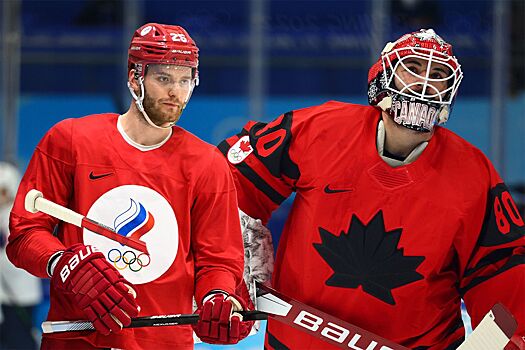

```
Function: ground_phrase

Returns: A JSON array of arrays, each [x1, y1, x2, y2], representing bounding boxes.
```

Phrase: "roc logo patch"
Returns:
[[84, 185, 179, 285], [228, 135, 253, 164]]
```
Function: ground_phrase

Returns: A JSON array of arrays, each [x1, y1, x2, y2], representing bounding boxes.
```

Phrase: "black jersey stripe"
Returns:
[[217, 140, 231, 156], [266, 329, 290, 350], [235, 161, 287, 205], [460, 254, 524, 295], [218, 130, 287, 205], [217, 129, 249, 156], [463, 247, 515, 278], [443, 337, 465, 350], [413, 318, 463, 350]]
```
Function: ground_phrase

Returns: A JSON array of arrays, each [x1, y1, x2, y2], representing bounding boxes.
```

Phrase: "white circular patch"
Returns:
[[84, 185, 178, 285], [227, 135, 253, 164], [140, 26, 153, 36]]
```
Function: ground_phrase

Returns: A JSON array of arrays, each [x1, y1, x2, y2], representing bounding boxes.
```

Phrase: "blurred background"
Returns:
[[0, 0, 523, 349]]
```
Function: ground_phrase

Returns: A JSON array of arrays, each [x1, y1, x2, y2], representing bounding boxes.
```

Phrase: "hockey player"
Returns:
[[219, 29, 524, 349], [7, 23, 253, 349]]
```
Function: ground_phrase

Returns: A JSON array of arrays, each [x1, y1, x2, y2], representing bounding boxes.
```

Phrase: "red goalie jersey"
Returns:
[[219, 101, 525, 349]]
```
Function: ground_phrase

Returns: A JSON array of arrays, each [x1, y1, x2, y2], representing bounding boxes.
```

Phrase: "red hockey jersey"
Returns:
[[219, 101, 525, 349], [8, 113, 245, 349]]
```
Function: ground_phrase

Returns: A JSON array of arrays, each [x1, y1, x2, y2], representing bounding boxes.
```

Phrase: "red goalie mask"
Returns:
[[367, 29, 463, 132]]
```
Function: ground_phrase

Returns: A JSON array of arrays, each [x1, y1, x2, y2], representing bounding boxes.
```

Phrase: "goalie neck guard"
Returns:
[[367, 29, 463, 132]]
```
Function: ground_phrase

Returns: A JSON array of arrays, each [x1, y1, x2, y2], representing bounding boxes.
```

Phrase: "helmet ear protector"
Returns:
[[367, 29, 463, 132]]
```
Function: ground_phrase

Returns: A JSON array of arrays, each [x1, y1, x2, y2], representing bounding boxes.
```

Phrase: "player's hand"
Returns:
[[193, 292, 254, 344], [51, 243, 139, 335]]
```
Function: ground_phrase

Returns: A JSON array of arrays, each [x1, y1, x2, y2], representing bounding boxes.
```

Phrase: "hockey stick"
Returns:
[[255, 282, 409, 350], [41, 282, 407, 349], [41, 282, 520, 350], [42, 311, 267, 334], [256, 286, 517, 349], [25, 189, 149, 254]]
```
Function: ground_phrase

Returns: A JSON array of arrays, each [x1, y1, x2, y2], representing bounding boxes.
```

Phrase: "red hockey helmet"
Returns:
[[126, 23, 200, 130], [368, 29, 463, 132], [128, 23, 199, 81]]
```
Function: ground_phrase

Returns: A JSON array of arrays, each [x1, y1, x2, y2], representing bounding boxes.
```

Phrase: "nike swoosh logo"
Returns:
[[89, 171, 113, 180], [324, 185, 353, 194]]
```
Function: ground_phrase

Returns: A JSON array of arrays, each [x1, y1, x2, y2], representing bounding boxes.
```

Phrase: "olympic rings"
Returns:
[[108, 249, 122, 262], [123, 250, 137, 265], [137, 253, 151, 267], [114, 258, 128, 271], [107, 248, 150, 272]]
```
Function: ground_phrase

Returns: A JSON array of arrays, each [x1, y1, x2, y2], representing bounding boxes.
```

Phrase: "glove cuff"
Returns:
[[202, 290, 228, 304], [47, 250, 65, 277], [226, 295, 244, 312]]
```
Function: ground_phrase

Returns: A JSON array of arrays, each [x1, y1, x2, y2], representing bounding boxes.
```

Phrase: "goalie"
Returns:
[[219, 29, 525, 349]]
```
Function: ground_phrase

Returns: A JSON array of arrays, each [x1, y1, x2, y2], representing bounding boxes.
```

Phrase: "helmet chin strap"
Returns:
[[127, 77, 188, 130]]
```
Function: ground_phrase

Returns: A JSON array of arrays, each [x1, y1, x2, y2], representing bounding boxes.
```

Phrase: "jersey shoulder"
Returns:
[[173, 126, 216, 155], [289, 101, 379, 145], [173, 126, 229, 171], [47, 113, 118, 138], [434, 127, 498, 190], [72, 113, 119, 134], [436, 127, 493, 171], [292, 101, 378, 125], [37, 113, 118, 164]]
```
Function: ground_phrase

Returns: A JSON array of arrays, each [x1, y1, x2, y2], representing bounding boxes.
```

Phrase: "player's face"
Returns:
[[393, 57, 451, 100], [142, 64, 194, 127]]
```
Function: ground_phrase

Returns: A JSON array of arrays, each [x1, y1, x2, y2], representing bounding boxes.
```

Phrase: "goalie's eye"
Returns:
[[406, 65, 420, 74], [430, 72, 446, 80]]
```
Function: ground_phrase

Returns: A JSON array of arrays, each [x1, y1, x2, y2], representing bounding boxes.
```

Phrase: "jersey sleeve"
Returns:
[[191, 148, 245, 304], [7, 119, 75, 278], [457, 157, 525, 337], [217, 111, 304, 223]]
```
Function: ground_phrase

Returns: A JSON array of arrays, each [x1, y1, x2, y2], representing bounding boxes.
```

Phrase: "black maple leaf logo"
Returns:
[[313, 211, 425, 305]]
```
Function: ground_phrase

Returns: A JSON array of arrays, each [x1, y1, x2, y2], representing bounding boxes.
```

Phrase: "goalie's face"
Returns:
[[391, 56, 453, 103], [141, 64, 195, 127]]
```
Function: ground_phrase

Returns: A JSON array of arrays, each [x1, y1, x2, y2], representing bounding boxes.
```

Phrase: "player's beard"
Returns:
[[142, 93, 183, 128]]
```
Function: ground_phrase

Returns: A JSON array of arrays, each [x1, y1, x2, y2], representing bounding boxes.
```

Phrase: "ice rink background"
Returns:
[[1, 1, 523, 348]]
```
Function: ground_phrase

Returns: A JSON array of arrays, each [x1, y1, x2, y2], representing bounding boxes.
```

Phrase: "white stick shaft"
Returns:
[[24, 189, 149, 254], [42, 320, 94, 333], [25, 189, 84, 227]]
